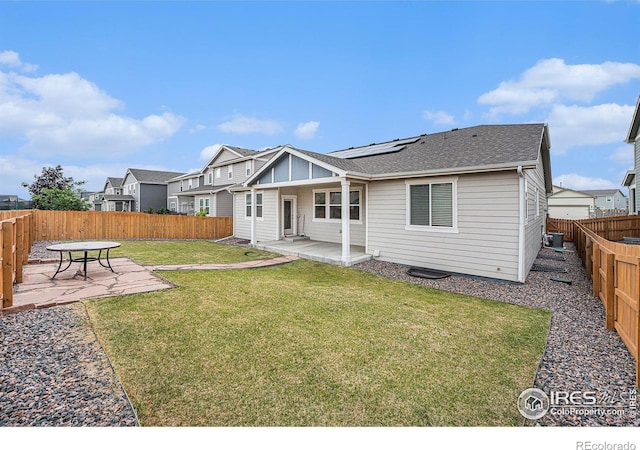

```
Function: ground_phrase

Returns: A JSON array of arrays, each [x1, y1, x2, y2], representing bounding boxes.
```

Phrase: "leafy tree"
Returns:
[[32, 187, 90, 211], [25, 165, 88, 210]]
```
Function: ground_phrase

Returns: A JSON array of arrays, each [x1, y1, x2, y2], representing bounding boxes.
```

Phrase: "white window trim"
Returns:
[[208, 171, 213, 185], [524, 179, 529, 224], [246, 161, 252, 177], [215, 167, 221, 178], [244, 191, 264, 221], [228, 165, 233, 180], [405, 177, 458, 233], [312, 187, 363, 224]]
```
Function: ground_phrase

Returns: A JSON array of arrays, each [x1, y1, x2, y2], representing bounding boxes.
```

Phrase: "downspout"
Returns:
[[517, 166, 526, 283]]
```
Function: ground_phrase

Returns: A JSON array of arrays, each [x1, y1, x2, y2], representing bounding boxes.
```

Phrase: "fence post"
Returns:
[[15, 217, 23, 284], [1, 221, 13, 308], [592, 242, 600, 298], [585, 237, 593, 281], [604, 252, 615, 331]]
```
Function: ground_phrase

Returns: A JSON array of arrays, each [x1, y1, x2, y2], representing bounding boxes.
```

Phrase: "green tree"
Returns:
[[33, 187, 90, 211], [25, 165, 88, 210]]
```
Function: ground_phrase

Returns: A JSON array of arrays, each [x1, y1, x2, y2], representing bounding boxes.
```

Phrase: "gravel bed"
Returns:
[[0, 303, 138, 426], [356, 244, 639, 426]]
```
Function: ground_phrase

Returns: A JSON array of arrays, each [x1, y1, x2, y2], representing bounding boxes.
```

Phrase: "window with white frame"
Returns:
[[406, 180, 456, 230], [208, 171, 213, 185], [246, 161, 252, 177], [313, 188, 361, 221], [199, 198, 210, 215], [245, 192, 263, 218], [536, 188, 540, 217], [170, 201, 177, 212], [215, 167, 221, 178], [179, 181, 184, 192], [228, 165, 233, 180]]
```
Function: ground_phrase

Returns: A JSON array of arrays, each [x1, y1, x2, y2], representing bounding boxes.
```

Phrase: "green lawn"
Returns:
[[85, 247, 550, 426], [109, 240, 277, 265]]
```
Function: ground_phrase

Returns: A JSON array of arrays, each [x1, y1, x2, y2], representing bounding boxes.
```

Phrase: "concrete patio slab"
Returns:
[[4, 258, 175, 315], [2, 255, 302, 315], [253, 240, 372, 266]]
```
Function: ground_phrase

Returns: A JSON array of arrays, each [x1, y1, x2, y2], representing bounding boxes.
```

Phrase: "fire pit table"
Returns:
[[46, 241, 121, 281]]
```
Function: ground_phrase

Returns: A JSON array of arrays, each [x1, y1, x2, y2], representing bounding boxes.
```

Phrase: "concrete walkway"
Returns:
[[3, 255, 299, 315]]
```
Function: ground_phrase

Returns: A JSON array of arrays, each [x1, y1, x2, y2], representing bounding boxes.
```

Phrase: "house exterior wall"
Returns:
[[635, 137, 640, 214], [233, 185, 366, 246], [593, 192, 628, 210], [367, 172, 521, 282], [523, 161, 548, 276], [548, 188, 594, 219], [216, 190, 233, 217], [139, 184, 168, 212]]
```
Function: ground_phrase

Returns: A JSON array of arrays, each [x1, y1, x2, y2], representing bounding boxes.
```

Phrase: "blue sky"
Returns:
[[1, 1, 639, 197]]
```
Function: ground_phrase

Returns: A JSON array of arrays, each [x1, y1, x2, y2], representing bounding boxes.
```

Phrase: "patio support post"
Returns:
[[341, 179, 350, 264], [250, 188, 257, 245]]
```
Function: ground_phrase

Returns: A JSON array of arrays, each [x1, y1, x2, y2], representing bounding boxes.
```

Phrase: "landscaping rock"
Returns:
[[0, 304, 137, 426]]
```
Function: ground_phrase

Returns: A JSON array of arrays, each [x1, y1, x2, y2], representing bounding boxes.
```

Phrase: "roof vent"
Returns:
[[472, 134, 478, 138], [451, 128, 459, 132]]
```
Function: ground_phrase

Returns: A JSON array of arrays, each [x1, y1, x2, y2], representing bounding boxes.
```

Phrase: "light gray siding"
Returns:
[[216, 190, 233, 217], [523, 159, 547, 277], [367, 172, 521, 281], [233, 190, 278, 241]]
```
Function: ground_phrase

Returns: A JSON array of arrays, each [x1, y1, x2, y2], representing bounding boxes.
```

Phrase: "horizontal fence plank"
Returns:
[[20, 210, 233, 241]]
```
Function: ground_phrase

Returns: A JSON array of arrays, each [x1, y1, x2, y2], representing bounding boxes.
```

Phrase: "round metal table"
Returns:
[[46, 241, 121, 280]]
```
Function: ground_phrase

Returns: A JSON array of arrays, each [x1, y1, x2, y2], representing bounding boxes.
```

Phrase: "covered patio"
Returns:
[[254, 239, 372, 266]]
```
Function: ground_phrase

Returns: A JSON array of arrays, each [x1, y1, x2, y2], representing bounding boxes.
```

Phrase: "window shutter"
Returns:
[[410, 184, 430, 226], [431, 183, 453, 227]]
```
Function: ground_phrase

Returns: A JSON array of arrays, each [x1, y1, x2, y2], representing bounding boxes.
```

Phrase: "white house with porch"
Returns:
[[233, 124, 552, 283]]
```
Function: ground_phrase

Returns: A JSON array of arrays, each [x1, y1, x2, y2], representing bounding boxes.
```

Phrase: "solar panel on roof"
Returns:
[[329, 137, 419, 159]]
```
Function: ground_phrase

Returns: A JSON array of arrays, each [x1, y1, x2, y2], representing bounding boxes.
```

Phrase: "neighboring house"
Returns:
[[547, 186, 595, 220], [88, 191, 104, 211], [120, 169, 185, 212], [96, 177, 135, 212], [624, 96, 640, 215], [0, 194, 20, 210], [580, 189, 628, 214], [233, 123, 552, 283], [167, 145, 278, 216], [622, 170, 636, 215]]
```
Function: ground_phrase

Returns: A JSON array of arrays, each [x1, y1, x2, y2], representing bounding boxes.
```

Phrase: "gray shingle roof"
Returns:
[[107, 177, 123, 188], [128, 169, 186, 184], [175, 184, 235, 195], [327, 124, 547, 175], [103, 194, 135, 201], [580, 189, 624, 197], [225, 146, 257, 157]]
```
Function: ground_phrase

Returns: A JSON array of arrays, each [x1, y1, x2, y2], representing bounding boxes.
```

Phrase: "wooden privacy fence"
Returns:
[[0, 213, 33, 308], [547, 215, 640, 244], [574, 222, 640, 387], [2, 210, 233, 241]]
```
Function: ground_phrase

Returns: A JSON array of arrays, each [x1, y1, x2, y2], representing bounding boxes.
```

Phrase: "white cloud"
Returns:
[[0, 50, 38, 72], [554, 173, 618, 191], [0, 52, 185, 157], [479, 58, 640, 115], [200, 144, 222, 161], [422, 110, 455, 125], [294, 121, 320, 140], [546, 103, 634, 155], [609, 145, 634, 166], [217, 114, 283, 135], [189, 124, 206, 134]]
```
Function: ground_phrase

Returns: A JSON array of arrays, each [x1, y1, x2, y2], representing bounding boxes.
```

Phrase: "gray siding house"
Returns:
[[624, 96, 640, 215], [120, 169, 185, 212], [233, 124, 552, 283], [167, 145, 278, 217], [580, 189, 628, 213]]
